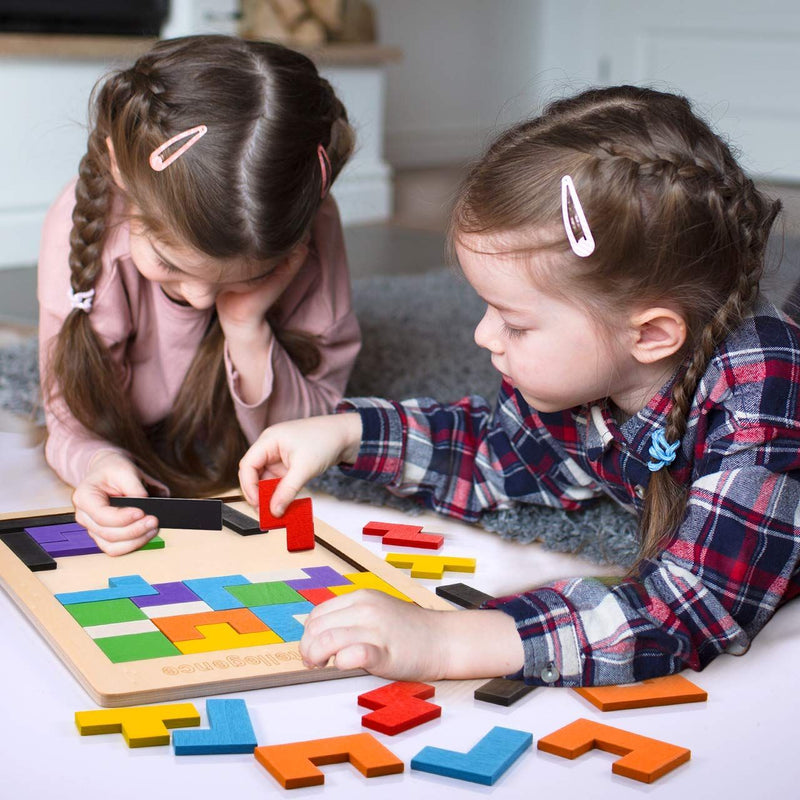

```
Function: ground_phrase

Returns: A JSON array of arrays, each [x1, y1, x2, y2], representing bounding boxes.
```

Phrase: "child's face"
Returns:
[[128, 219, 294, 310], [457, 234, 634, 413]]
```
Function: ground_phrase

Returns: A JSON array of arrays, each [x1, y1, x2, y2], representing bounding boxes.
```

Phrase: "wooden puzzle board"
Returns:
[[0, 502, 453, 707]]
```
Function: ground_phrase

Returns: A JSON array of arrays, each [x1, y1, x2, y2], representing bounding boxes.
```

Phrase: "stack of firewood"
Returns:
[[240, 0, 376, 48]]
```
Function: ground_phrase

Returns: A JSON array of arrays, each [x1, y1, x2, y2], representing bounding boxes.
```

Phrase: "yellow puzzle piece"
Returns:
[[75, 703, 200, 747], [329, 572, 412, 601], [172, 622, 283, 654], [385, 553, 476, 580]]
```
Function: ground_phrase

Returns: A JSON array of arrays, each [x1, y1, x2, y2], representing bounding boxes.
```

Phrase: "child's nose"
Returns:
[[474, 308, 503, 353]]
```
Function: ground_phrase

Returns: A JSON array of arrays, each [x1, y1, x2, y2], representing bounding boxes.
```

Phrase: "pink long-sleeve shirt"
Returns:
[[38, 181, 361, 488]]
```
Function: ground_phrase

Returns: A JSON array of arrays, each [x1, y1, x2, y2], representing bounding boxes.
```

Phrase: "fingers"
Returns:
[[269, 471, 304, 517]]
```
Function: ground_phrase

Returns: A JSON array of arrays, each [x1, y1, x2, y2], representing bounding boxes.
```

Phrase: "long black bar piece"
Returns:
[[109, 497, 222, 530], [221, 504, 263, 535], [435, 582, 494, 609], [0, 531, 58, 572]]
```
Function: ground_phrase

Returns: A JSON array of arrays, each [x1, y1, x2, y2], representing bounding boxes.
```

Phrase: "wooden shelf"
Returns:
[[0, 33, 401, 66]]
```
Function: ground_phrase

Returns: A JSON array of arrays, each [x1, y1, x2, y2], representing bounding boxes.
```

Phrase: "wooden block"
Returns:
[[411, 726, 532, 786], [94, 631, 182, 663], [296, 587, 336, 605], [225, 581, 304, 607], [329, 571, 412, 601], [130, 581, 201, 609], [573, 675, 708, 711], [385, 553, 476, 580], [359, 681, 441, 735], [173, 698, 258, 755], [182, 574, 250, 610], [0, 530, 57, 571], [75, 703, 200, 747], [435, 582, 493, 609], [285, 566, 352, 590], [258, 479, 315, 551], [109, 496, 222, 530], [222, 504, 263, 535], [56, 576, 157, 607], [474, 678, 536, 707], [537, 717, 691, 783], [84, 619, 160, 640], [26, 522, 100, 556], [173, 623, 282, 654], [363, 521, 444, 550], [0, 512, 75, 534], [140, 600, 214, 619], [151, 608, 271, 642], [64, 598, 148, 627], [250, 601, 314, 641], [254, 732, 404, 789]]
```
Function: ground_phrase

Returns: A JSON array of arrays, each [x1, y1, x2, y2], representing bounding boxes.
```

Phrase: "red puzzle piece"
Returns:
[[358, 681, 441, 735], [296, 587, 337, 605], [363, 521, 444, 550], [258, 479, 315, 551]]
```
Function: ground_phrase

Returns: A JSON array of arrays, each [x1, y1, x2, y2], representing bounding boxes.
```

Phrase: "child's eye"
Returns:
[[157, 258, 181, 274], [501, 323, 526, 339]]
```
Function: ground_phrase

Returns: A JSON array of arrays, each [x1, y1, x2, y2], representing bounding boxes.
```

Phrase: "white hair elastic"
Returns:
[[68, 287, 95, 313], [561, 174, 595, 257]]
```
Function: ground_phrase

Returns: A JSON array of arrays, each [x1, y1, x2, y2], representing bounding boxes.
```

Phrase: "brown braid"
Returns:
[[451, 85, 781, 566]]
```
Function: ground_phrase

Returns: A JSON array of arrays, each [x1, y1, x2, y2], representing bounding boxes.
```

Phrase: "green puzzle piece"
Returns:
[[140, 535, 165, 550], [225, 581, 303, 607], [94, 631, 181, 663], [64, 598, 147, 627]]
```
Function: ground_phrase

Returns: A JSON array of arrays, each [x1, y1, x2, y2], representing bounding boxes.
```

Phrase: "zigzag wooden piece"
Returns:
[[173, 698, 258, 755], [254, 732, 404, 788], [358, 681, 441, 735], [363, 521, 444, 550], [258, 479, 315, 551], [385, 553, 475, 579], [537, 717, 691, 783], [411, 726, 532, 786], [573, 674, 708, 711], [75, 703, 200, 747]]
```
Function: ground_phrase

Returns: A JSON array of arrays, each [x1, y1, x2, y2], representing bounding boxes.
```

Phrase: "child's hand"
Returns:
[[300, 591, 526, 682], [238, 413, 363, 514], [72, 451, 160, 557]]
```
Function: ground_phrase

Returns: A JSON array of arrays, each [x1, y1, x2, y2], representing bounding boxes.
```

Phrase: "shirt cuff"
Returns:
[[224, 336, 276, 409], [335, 397, 407, 485], [484, 589, 584, 687]]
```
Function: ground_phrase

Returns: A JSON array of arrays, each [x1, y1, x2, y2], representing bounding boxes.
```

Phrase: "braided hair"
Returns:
[[45, 35, 355, 495], [451, 85, 781, 563]]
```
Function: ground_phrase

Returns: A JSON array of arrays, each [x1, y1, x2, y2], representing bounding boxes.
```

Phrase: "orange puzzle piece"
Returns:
[[258, 479, 315, 551], [537, 717, 690, 783], [152, 608, 270, 642], [573, 674, 708, 711], [254, 732, 404, 788]]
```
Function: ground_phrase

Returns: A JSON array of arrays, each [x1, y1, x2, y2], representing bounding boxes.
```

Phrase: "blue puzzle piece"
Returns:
[[410, 726, 532, 786], [54, 575, 157, 605], [173, 699, 258, 755], [182, 575, 250, 611], [250, 600, 313, 642]]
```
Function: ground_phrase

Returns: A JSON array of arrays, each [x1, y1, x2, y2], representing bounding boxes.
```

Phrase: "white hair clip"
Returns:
[[561, 174, 595, 258], [68, 287, 95, 313]]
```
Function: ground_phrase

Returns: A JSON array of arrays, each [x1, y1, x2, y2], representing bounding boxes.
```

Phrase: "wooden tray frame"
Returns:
[[0, 502, 453, 707]]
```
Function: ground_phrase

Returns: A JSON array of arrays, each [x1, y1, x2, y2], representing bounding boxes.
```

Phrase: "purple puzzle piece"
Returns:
[[285, 566, 353, 591], [26, 523, 101, 557], [130, 581, 202, 608]]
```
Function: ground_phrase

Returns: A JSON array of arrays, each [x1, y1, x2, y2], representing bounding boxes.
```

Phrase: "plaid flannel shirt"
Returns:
[[340, 298, 800, 686]]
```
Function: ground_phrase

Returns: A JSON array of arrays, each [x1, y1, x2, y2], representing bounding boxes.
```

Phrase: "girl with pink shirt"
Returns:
[[38, 35, 361, 555]]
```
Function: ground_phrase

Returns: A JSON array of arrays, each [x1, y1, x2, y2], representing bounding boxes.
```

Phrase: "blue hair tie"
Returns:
[[647, 428, 680, 472]]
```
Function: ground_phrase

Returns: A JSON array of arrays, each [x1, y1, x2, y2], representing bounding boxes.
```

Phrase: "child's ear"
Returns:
[[105, 136, 126, 189], [629, 307, 687, 364]]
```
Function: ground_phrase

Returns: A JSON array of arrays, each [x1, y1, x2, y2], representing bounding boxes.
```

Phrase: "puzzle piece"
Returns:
[[225, 581, 305, 607], [435, 582, 494, 608], [109, 496, 222, 529], [329, 571, 412, 601], [221, 503, 262, 535], [258, 479, 315, 551], [385, 553, 476, 580], [254, 732, 404, 788], [363, 521, 444, 550], [55, 575, 157, 606], [130, 581, 201, 608], [411, 726, 532, 786], [358, 681, 441, 735], [537, 717, 691, 783], [573, 675, 708, 711], [75, 703, 200, 747], [26, 522, 101, 556], [182, 575, 250, 611], [173, 699, 258, 755], [84, 619, 160, 640], [151, 608, 272, 642], [474, 678, 536, 707], [295, 587, 337, 605], [94, 631, 182, 663], [250, 601, 313, 641], [0, 531, 57, 571], [285, 566, 352, 590]]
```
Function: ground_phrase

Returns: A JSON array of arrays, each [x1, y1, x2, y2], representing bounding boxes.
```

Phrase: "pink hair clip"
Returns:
[[149, 124, 208, 172], [317, 143, 331, 199], [561, 174, 595, 257]]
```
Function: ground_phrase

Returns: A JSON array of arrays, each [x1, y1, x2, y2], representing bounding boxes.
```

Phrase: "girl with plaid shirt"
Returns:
[[239, 86, 800, 687]]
